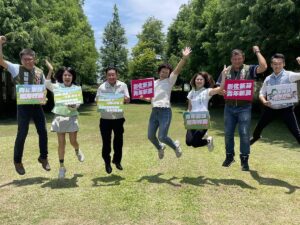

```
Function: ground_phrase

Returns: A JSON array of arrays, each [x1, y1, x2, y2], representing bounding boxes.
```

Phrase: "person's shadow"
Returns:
[[92, 174, 125, 187], [41, 174, 83, 189], [136, 173, 181, 187], [250, 170, 300, 194], [0, 177, 50, 188], [180, 176, 256, 190]]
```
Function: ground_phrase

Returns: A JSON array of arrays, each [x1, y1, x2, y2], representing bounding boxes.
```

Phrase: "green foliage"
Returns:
[[99, 4, 128, 81], [0, 0, 99, 84], [167, 0, 300, 81]]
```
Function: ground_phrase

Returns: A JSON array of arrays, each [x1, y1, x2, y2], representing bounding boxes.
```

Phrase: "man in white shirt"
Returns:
[[250, 54, 300, 145], [96, 67, 130, 174]]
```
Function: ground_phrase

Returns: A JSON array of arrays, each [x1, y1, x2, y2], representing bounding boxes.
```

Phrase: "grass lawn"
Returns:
[[0, 103, 299, 225]]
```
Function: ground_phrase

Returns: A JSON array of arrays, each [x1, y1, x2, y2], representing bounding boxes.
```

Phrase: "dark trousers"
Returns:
[[186, 129, 208, 147], [253, 106, 300, 144], [99, 118, 125, 164], [14, 105, 48, 163]]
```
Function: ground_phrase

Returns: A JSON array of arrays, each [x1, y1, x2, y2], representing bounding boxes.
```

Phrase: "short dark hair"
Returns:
[[190, 72, 215, 89], [157, 63, 173, 74], [105, 66, 118, 74], [231, 49, 245, 58], [19, 48, 36, 59], [54, 67, 77, 84], [271, 53, 285, 63]]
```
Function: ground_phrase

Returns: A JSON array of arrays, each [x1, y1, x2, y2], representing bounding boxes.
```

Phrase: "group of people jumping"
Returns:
[[1, 35, 300, 179]]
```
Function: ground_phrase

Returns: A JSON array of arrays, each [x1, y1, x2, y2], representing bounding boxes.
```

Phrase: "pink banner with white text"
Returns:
[[131, 78, 154, 99], [224, 80, 254, 101]]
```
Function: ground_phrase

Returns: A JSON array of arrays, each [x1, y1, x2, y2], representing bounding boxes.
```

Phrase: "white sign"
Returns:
[[266, 83, 298, 105]]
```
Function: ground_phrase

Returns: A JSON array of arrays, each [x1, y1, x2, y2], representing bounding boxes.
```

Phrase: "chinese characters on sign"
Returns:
[[97, 93, 124, 112], [224, 80, 254, 101], [131, 78, 154, 99], [183, 111, 210, 130], [16, 84, 46, 105], [53, 86, 83, 105], [267, 83, 298, 105]]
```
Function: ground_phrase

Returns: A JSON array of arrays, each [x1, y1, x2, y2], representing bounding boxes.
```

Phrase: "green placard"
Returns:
[[183, 111, 210, 130], [16, 84, 46, 105], [53, 86, 83, 105], [97, 93, 124, 112]]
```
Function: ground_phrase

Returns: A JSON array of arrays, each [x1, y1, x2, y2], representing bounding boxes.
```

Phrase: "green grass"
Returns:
[[0, 103, 299, 225]]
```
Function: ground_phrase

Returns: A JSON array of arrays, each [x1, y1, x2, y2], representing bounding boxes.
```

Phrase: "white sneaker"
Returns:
[[207, 136, 214, 152], [204, 131, 208, 139], [174, 140, 182, 158], [158, 144, 166, 159], [58, 167, 66, 179], [76, 149, 85, 162]]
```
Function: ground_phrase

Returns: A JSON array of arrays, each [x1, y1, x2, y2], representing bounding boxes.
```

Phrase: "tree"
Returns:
[[99, 4, 128, 81]]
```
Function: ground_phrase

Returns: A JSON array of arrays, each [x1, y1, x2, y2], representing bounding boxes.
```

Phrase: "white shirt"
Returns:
[[96, 80, 129, 119], [151, 72, 177, 108], [187, 88, 212, 112]]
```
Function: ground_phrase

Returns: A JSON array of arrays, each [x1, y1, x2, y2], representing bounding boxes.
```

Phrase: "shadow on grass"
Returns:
[[136, 173, 181, 187], [180, 176, 256, 190], [40, 174, 83, 189], [92, 174, 125, 186], [0, 177, 50, 188], [250, 170, 300, 194]]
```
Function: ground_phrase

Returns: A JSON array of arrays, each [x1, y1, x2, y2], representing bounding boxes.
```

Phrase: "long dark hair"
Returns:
[[190, 72, 215, 89], [54, 67, 77, 84]]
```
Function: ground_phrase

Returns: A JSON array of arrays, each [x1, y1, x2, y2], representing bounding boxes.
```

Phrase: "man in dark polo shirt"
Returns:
[[217, 46, 267, 171]]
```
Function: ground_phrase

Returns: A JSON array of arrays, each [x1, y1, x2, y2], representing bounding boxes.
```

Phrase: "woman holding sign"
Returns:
[[45, 61, 84, 179], [185, 71, 225, 151]]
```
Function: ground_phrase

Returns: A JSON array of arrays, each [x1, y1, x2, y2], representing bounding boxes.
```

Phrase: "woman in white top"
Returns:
[[186, 71, 226, 150], [141, 47, 192, 159], [45, 60, 84, 179]]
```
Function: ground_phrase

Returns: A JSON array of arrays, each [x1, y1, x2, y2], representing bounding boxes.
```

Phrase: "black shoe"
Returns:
[[115, 163, 123, 170], [14, 162, 25, 175], [105, 163, 112, 174], [222, 154, 235, 167], [250, 136, 261, 145], [240, 154, 250, 171], [38, 157, 51, 171]]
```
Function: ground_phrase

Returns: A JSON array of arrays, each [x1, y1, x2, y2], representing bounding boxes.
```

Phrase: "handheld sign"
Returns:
[[97, 93, 124, 112], [131, 78, 154, 99], [224, 80, 254, 101], [16, 84, 46, 105], [183, 111, 210, 130], [267, 83, 298, 105], [53, 86, 83, 105]]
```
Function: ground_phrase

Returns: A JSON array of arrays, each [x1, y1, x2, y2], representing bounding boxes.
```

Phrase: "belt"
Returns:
[[225, 99, 251, 107]]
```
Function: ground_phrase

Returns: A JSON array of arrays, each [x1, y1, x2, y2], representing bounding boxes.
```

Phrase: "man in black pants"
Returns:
[[251, 54, 300, 145], [0, 36, 51, 175], [96, 67, 130, 174]]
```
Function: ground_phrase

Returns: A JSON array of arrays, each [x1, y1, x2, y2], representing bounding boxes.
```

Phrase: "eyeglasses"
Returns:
[[22, 57, 34, 62]]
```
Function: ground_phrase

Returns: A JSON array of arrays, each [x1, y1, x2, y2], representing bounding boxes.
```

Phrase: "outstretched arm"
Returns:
[[253, 46, 267, 74], [0, 36, 8, 69], [172, 47, 192, 76], [209, 65, 228, 96]]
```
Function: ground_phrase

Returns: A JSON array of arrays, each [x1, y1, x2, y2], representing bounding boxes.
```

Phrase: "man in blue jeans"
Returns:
[[0, 36, 51, 175], [217, 46, 267, 171]]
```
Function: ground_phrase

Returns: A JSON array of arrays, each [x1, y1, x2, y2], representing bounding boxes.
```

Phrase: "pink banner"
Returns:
[[131, 78, 154, 99], [224, 80, 254, 101]]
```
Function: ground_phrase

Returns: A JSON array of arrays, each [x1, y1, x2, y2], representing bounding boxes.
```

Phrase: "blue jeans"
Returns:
[[224, 104, 251, 155], [14, 105, 48, 163], [148, 107, 177, 150]]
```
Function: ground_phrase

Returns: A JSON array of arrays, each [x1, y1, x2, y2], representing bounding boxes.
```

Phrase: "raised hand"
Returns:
[[182, 47, 192, 59], [296, 57, 300, 65], [252, 46, 260, 53], [0, 36, 6, 45]]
